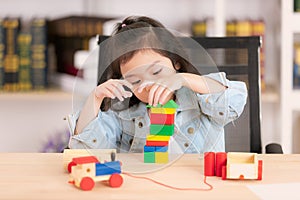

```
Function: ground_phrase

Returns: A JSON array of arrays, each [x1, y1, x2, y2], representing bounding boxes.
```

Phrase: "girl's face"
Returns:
[[120, 50, 177, 103]]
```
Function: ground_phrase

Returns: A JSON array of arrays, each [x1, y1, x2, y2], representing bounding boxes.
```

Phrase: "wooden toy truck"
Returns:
[[68, 156, 123, 191], [63, 149, 117, 173], [204, 152, 263, 180]]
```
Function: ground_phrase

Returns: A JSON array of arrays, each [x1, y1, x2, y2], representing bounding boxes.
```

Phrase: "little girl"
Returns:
[[68, 16, 247, 153]]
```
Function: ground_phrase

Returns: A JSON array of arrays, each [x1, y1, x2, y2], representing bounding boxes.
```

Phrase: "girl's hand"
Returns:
[[94, 79, 133, 101], [138, 73, 185, 106]]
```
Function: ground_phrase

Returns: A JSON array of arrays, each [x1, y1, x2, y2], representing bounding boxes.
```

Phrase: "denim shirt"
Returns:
[[68, 72, 247, 153]]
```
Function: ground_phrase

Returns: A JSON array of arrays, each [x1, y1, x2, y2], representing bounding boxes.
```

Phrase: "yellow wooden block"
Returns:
[[146, 135, 170, 141], [150, 108, 176, 114], [155, 152, 169, 163]]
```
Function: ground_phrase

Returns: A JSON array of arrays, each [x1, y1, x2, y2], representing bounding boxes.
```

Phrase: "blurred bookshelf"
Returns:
[[0, 15, 113, 94]]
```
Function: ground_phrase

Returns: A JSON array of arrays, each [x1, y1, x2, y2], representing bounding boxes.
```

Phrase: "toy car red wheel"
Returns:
[[80, 177, 95, 191], [109, 174, 123, 188], [257, 160, 263, 180], [67, 161, 76, 173]]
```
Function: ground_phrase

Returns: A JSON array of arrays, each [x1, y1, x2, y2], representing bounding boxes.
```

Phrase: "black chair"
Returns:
[[189, 36, 283, 153], [186, 36, 262, 153], [97, 35, 282, 154]]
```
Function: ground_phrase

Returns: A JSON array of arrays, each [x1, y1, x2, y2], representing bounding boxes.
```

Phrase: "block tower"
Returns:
[[144, 100, 178, 163]]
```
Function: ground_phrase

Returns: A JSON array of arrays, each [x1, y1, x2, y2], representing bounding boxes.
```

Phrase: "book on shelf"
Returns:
[[48, 15, 113, 76], [30, 18, 48, 90], [191, 18, 215, 37], [293, 43, 300, 89], [252, 19, 266, 91], [18, 32, 32, 91], [191, 20, 207, 37], [295, 0, 300, 12], [225, 19, 266, 91], [3, 17, 21, 92], [0, 18, 4, 90]]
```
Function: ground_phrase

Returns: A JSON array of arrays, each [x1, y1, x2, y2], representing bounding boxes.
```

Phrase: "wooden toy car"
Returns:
[[68, 156, 123, 191], [63, 149, 117, 173]]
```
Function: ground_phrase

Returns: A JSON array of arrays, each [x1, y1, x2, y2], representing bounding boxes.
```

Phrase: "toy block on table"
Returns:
[[144, 146, 156, 152], [144, 145, 168, 152], [146, 135, 170, 141], [150, 124, 174, 136], [144, 100, 178, 163], [144, 152, 155, 163], [155, 152, 169, 163], [150, 108, 176, 114], [203, 152, 263, 180], [149, 100, 178, 114], [155, 146, 168, 152], [150, 113, 174, 125], [146, 140, 169, 147]]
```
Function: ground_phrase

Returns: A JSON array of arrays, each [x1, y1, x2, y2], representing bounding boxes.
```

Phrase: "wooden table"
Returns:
[[0, 153, 300, 200]]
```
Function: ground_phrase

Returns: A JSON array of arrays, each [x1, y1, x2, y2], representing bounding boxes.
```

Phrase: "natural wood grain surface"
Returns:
[[0, 153, 299, 200]]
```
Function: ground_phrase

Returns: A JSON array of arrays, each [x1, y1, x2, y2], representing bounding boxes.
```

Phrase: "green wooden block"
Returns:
[[144, 152, 155, 163], [150, 124, 174, 136]]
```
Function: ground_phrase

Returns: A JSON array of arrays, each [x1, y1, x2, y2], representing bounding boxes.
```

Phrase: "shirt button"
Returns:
[[138, 122, 143, 128], [92, 139, 97, 143], [184, 142, 189, 147], [219, 112, 224, 116], [187, 127, 194, 134]]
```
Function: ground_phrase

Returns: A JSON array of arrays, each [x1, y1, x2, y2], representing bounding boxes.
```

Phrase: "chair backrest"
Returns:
[[189, 36, 262, 153], [97, 35, 262, 153]]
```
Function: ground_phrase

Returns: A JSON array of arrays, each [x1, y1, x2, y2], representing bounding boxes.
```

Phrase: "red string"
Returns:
[[122, 172, 213, 191]]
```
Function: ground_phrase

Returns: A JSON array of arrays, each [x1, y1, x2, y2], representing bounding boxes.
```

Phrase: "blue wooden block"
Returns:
[[155, 146, 168, 152], [95, 161, 121, 176], [144, 146, 156, 152]]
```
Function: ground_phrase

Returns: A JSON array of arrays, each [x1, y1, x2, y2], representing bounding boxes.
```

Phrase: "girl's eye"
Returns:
[[153, 68, 162, 75], [131, 80, 141, 85]]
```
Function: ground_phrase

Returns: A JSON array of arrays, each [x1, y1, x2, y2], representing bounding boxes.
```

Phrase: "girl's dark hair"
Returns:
[[99, 16, 199, 111]]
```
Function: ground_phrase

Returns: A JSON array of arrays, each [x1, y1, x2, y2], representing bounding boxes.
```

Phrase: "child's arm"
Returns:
[[180, 73, 227, 94], [75, 79, 132, 135]]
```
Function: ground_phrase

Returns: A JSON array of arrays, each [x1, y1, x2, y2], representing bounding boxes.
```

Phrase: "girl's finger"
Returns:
[[153, 85, 167, 106], [112, 81, 133, 98], [137, 81, 154, 93], [120, 80, 134, 91], [148, 83, 160, 106], [106, 84, 124, 101], [159, 89, 173, 105], [100, 89, 115, 99]]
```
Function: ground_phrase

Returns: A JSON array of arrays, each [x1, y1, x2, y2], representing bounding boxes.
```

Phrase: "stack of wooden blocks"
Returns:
[[144, 100, 178, 164]]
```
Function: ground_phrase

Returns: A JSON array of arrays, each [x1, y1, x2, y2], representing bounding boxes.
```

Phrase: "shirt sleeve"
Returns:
[[196, 72, 248, 126], [68, 109, 122, 149]]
